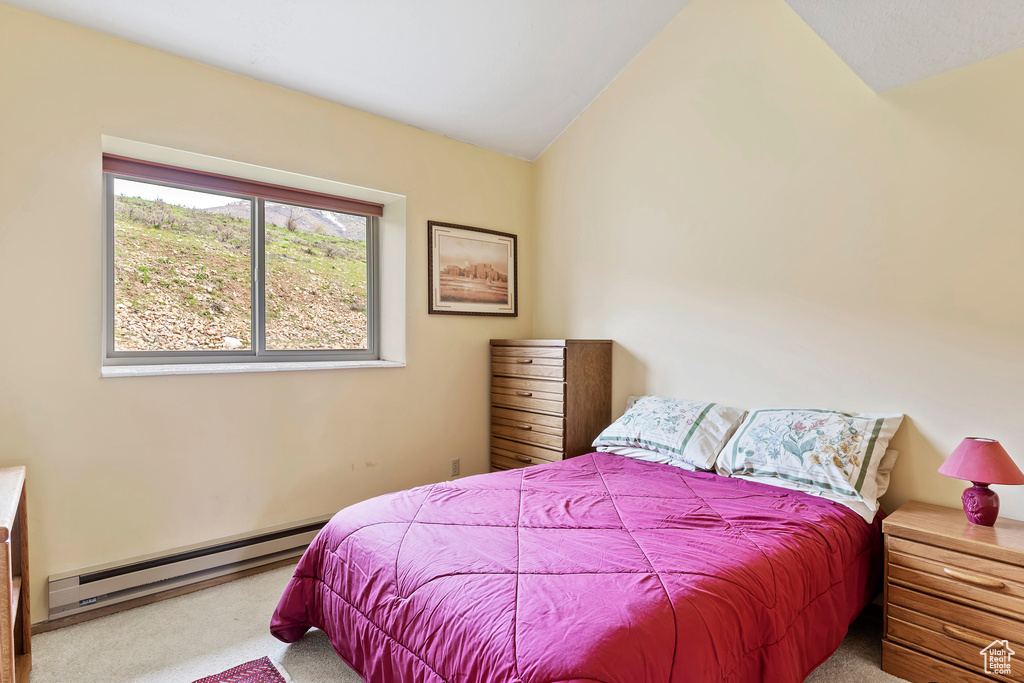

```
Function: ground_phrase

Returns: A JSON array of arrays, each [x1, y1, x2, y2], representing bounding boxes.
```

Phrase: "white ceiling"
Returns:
[[784, 0, 1024, 92], [3, 0, 689, 161], [6, 1, 1024, 159]]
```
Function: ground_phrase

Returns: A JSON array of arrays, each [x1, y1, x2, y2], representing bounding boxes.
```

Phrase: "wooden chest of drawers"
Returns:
[[489, 339, 612, 471], [882, 501, 1024, 682]]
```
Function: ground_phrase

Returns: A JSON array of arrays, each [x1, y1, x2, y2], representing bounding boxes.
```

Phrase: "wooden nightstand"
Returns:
[[882, 501, 1024, 682]]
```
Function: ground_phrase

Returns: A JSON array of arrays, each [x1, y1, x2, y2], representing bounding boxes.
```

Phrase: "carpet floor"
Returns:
[[32, 565, 906, 682]]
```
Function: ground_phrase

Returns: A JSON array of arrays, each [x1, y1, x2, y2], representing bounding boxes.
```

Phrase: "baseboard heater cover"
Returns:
[[47, 515, 330, 620]]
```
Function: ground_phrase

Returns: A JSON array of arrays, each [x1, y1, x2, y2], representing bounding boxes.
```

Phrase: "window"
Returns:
[[103, 155, 382, 366]]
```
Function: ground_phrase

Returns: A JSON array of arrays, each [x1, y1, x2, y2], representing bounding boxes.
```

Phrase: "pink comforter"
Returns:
[[271, 453, 882, 682]]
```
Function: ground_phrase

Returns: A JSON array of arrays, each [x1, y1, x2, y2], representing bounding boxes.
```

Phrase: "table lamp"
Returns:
[[938, 437, 1024, 526]]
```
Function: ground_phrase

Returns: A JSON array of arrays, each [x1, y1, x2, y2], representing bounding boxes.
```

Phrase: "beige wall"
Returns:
[[534, 0, 1024, 521], [0, 4, 533, 618]]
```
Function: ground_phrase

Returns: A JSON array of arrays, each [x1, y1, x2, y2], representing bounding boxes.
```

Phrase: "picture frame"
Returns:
[[428, 220, 518, 317]]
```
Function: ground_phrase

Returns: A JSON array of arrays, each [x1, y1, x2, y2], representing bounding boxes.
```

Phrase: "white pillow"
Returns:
[[716, 408, 903, 514], [593, 395, 746, 471], [730, 449, 899, 523], [875, 447, 900, 499], [595, 446, 700, 470]]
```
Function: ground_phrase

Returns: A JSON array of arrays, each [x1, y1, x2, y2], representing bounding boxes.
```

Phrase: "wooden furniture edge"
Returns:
[[490, 339, 613, 347], [883, 500, 1024, 566], [882, 500, 1024, 682], [565, 342, 612, 457], [33, 557, 299, 634], [882, 639, 989, 683], [0, 469, 25, 544]]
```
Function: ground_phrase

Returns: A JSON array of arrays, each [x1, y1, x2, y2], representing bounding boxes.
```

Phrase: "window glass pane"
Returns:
[[113, 178, 252, 351], [264, 202, 368, 350]]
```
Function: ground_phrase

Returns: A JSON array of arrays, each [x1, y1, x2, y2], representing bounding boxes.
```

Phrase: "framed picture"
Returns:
[[428, 220, 517, 316]]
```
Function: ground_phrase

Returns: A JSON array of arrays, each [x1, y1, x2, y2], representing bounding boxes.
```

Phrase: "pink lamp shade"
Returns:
[[938, 438, 1024, 526]]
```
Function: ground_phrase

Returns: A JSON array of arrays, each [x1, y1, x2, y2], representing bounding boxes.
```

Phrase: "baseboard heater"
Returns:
[[47, 514, 331, 620]]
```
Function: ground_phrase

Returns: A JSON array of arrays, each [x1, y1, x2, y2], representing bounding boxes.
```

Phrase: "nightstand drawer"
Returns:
[[883, 640, 991, 683], [891, 537, 1024, 592], [889, 584, 1024, 644], [888, 586, 1024, 680], [889, 546, 1024, 620]]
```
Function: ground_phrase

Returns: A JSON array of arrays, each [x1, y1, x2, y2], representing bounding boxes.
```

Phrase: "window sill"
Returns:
[[101, 359, 405, 378]]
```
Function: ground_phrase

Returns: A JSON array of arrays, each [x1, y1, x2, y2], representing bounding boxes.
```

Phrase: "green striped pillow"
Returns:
[[715, 408, 903, 507], [593, 396, 746, 471]]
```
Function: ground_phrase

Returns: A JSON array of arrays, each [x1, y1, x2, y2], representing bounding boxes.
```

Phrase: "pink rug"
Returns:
[[191, 657, 287, 683]]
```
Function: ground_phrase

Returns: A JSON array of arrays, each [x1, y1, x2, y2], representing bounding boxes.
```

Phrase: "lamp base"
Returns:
[[962, 482, 1000, 526]]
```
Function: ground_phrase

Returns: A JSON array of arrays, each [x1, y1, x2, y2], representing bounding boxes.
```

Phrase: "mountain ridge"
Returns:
[[209, 201, 367, 240]]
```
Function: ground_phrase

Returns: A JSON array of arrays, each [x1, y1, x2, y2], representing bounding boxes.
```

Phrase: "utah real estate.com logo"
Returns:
[[981, 639, 1014, 676]]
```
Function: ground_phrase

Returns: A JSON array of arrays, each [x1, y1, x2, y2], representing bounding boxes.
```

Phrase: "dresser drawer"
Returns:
[[491, 378, 565, 415], [883, 640, 991, 683], [492, 407, 564, 430], [492, 410, 564, 451], [492, 422, 563, 450], [491, 437, 561, 464], [492, 359, 565, 381], [887, 585, 1024, 680], [889, 537, 1024, 620], [491, 452, 548, 470], [491, 346, 565, 360]]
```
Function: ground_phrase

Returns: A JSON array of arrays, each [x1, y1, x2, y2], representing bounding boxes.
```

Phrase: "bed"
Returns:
[[271, 452, 883, 682]]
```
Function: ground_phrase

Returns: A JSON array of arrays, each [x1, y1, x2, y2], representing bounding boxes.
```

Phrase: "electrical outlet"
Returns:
[[450, 458, 460, 478]]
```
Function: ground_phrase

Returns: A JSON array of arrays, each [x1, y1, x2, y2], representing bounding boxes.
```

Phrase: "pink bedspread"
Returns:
[[271, 453, 882, 683]]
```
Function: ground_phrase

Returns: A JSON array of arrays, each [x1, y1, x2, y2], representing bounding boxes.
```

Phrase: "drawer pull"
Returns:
[[943, 567, 1006, 589], [513, 454, 532, 463], [515, 359, 534, 364], [516, 424, 533, 430], [941, 624, 991, 648], [515, 391, 533, 397]]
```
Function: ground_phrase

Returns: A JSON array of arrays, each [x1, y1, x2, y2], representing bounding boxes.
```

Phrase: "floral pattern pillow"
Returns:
[[715, 408, 903, 509], [593, 396, 746, 471]]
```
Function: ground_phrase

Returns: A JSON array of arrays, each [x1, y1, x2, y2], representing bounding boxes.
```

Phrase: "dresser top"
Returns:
[[490, 339, 612, 347], [884, 500, 1024, 564]]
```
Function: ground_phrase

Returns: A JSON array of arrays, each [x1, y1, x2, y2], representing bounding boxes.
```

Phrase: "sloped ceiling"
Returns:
[[0, 0, 689, 161], [4, 0, 1024, 159], [784, 0, 1024, 92]]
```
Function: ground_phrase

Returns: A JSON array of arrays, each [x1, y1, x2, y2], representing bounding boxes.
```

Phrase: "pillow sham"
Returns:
[[730, 449, 899, 523], [716, 408, 903, 513], [593, 395, 746, 471]]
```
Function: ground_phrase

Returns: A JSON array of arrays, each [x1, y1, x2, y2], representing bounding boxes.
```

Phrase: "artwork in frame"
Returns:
[[428, 220, 517, 316]]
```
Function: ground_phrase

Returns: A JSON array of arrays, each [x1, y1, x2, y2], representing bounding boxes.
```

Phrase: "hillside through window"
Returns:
[[263, 201, 368, 350], [113, 180, 254, 351], [105, 156, 381, 365]]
